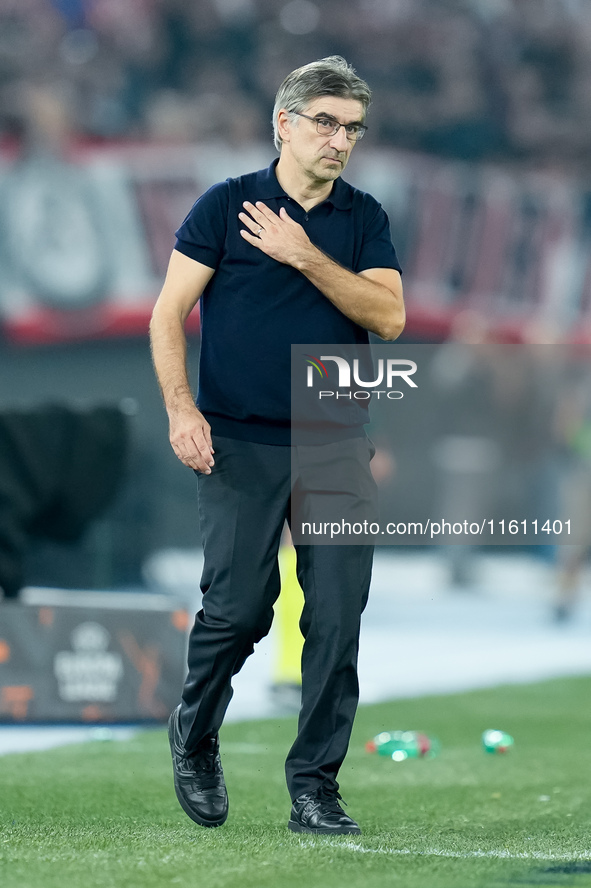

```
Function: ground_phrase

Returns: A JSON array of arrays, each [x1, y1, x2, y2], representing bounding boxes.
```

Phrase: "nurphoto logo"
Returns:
[[304, 354, 418, 400]]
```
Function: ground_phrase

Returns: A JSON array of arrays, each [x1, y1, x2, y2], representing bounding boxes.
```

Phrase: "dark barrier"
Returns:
[[0, 403, 129, 599], [0, 589, 189, 723]]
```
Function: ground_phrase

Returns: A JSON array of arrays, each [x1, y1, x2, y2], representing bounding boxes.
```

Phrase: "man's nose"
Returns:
[[329, 125, 350, 151]]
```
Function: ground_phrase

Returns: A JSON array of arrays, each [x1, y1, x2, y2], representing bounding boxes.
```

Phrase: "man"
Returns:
[[150, 56, 405, 835]]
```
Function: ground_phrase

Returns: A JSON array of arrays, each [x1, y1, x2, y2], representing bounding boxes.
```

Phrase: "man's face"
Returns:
[[282, 96, 365, 183]]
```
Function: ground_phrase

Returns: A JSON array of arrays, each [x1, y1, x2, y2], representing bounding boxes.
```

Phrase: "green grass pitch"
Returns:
[[2, 675, 591, 888]]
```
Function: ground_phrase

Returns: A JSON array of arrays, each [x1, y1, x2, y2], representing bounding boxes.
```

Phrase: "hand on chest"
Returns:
[[229, 197, 356, 271]]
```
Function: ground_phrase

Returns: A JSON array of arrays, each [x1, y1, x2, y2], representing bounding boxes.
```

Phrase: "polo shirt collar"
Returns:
[[256, 158, 353, 210]]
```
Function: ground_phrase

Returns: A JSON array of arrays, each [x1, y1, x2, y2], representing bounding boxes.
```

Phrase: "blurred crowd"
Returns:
[[1, 0, 591, 162]]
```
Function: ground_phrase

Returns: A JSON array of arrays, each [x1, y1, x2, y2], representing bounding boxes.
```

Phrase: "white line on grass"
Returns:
[[298, 840, 591, 861]]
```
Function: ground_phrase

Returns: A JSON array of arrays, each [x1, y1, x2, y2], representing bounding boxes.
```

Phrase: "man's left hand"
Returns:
[[239, 201, 314, 268]]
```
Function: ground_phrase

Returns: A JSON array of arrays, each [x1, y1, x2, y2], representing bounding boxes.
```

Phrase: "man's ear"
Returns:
[[277, 108, 292, 144]]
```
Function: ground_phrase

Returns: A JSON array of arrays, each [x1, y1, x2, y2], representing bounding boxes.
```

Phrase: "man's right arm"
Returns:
[[149, 249, 216, 473]]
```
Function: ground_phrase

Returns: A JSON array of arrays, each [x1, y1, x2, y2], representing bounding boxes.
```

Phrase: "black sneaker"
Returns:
[[168, 705, 228, 827], [288, 786, 361, 835]]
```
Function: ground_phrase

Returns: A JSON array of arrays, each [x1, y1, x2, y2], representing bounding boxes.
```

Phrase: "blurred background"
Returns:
[[1, 0, 591, 729]]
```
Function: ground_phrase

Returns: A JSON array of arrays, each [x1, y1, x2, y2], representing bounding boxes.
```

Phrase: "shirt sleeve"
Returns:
[[174, 181, 229, 269], [355, 199, 403, 275]]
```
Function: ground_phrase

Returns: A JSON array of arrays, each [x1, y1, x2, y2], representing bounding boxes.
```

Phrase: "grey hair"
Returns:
[[272, 56, 371, 152]]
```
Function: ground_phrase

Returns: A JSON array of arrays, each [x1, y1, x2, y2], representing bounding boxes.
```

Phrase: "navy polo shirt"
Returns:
[[174, 159, 402, 444]]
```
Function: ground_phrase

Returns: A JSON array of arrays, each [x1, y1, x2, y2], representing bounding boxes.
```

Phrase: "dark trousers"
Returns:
[[179, 435, 374, 801]]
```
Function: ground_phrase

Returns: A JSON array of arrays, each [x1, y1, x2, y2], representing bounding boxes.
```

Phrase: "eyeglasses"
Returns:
[[288, 110, 368, 142]]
